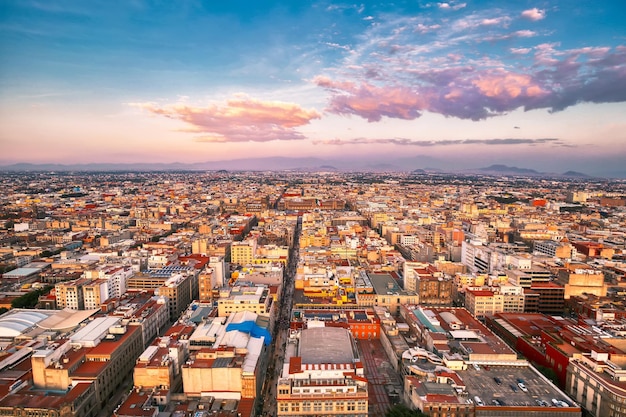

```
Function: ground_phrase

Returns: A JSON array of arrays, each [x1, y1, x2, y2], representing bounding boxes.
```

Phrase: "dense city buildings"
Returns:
[[0, 170, 624, 416]]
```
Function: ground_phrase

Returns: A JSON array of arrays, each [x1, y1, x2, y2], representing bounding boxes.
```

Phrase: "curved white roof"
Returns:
[[0, 310, 51, 338]]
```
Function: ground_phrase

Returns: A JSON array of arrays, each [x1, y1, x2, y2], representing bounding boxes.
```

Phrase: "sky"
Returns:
[[1, 0, 625, 175]]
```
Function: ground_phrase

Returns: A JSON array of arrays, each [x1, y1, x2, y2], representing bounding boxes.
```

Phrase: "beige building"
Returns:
[[567, 353, 626, 417], [367, 273, 418, 316], [134, 335, 187, 391], [31, 317, 143, 411], [464, 285, 524, 319], [277, 327, 368, 416], [55, 278, 91, 310], [231, 239, 257, 265], [217, 285, 273, 317], [83, 279, 109, 310], [557, 263, 607, 299]]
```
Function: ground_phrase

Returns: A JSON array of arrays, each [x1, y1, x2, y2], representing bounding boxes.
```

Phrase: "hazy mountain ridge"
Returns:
[[0, 159, 610, 178]]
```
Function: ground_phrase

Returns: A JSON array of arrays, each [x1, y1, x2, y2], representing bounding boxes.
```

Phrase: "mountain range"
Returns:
[[0, 158, 611, 178]]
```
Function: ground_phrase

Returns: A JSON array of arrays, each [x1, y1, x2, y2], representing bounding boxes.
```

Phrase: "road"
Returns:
[[259, 215, 301, 417]]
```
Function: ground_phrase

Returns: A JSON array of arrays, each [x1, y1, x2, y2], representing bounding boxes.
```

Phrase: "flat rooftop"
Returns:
[[299, 327, 355, 364], [460, 364, 577, 409]]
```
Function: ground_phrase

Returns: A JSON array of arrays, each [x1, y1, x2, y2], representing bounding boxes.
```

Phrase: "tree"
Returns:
[[11, 286, 53, 309], [386, 404, 429, 417]]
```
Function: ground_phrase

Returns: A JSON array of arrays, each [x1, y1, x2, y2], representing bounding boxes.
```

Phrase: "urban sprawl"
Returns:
[[0, 170, 625, 417]]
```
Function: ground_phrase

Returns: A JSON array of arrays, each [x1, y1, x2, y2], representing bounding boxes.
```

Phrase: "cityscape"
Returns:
[[0, 170, 624, 417], [1, 1, 626, 417]]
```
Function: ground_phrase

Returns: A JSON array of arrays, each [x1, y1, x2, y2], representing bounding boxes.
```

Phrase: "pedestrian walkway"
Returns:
[[359, 338, 398, 416]]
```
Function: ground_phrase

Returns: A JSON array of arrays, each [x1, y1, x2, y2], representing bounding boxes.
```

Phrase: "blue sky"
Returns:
[[1, 0, 625, 175]]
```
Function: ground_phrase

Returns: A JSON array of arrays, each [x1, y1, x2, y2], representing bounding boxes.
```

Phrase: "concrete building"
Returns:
[[367, 273, 418, 316], [230, 239, 257, 266], [134, 335, 187, 392], [181, 311, 269, 404], [557, 263, 606, 299], [216, 285, 273, 318], [0, 381, 98, 417], [534, 240, 576, 259], [464, 285, 524, 319], [401, 261, 454, 306], [55, 278, 90, 310], [276, 327, 368, 416], [567, 353, 626, 417], [30, 317, 144, 411]]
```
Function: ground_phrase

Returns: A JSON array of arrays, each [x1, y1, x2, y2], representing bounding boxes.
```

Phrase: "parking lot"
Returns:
[[460, 364, 573, 407]]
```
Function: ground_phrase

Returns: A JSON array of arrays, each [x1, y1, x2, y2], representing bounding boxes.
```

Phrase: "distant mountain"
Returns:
[[0, 158, 620, 177], [477, 164, 540, 175], [561, 170, 591, 178]]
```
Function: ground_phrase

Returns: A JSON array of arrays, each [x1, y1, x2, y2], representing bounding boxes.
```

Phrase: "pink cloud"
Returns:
[[316, 44, 626, 121], [313, 78, 426, 122], [521, 8, 546, 21], [133, 96, 320, 142], [472, 71, 546, 99]]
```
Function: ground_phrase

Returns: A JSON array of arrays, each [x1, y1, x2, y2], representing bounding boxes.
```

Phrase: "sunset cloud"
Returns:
[[313, 137, 566, 146], [314, 7, 626, 123], [133, 97, 320, 142]]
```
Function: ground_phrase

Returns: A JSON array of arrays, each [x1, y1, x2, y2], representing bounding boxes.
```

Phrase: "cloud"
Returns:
[[313, 8, 626, 123], [313, 137, 567, 146], [132, 96, 320, 142], [438, 2, 467, 11], [315, 67, 550, 121], [521, 8, 546, 21]]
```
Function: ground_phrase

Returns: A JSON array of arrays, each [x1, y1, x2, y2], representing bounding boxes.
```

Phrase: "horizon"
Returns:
[[1, 1, 625, 176]]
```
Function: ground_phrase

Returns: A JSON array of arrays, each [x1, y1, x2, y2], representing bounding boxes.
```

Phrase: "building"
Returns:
[[0, 381, 97, 417], [276, 327, 368, 416], [128, 266, 199, 321], [529, 282, 566, 315], [506, 267, 553, 288], [403, 262, 453, 306], [291, 309, 381, 340], [567, 353, 626, 417], [55, 278, 90, 310], [182, 311, 269, 404], [557, 263, 606, 299], [534, 240, 576, 259], [216, 285, 273, 318], [30, 317, 144, 410], [464, 285, 524, 319], [134, 335, 187, 392], [230, 239, 257, 266], [367, 273, 418, 316]]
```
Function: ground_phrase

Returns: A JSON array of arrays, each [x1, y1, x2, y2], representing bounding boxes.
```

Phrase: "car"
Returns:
[[492, 399, 505, 406], [493, 377, 502, 385], [474, 396, 484, 406], [510, 384, 518, 392], [473, 363, 480, 371], [518, 382, 528, 392]]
